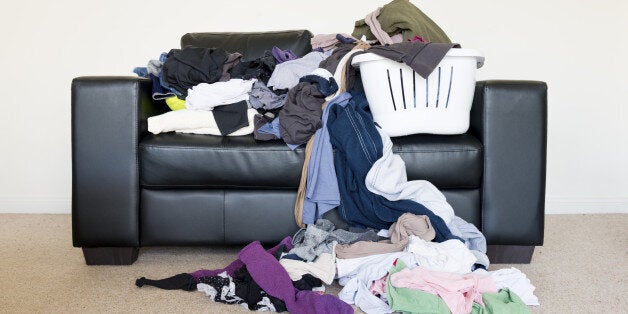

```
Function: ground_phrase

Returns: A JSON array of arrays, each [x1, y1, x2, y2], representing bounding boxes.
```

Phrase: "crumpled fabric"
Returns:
[[352, 0, 452, 43], [161, 47, 228, 97], [365, 127, 456, 224], [267, 50, 332, 90], [278, 82, 325, 146], [289, 219, 379, 262], [366, 41, 459, 79], [364, 7, 404, 45], [272, 46, 299, 63], [230, 51, 277, 85], [407, 235, 477, 274], [335, 213, 436, 259], [248, 81, 288, 110], [338, 252, 417, 314], [390, 264, 497, 314]]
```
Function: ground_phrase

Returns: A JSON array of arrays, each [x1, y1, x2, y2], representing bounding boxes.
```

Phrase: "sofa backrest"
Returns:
[[180, 30, 313, 60]]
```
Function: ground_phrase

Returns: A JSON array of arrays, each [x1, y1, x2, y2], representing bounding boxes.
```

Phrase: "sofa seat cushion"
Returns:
[[139, 133, 482, 189]]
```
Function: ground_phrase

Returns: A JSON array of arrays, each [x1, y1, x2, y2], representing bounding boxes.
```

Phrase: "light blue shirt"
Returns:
[[301, 92, 353, 224]]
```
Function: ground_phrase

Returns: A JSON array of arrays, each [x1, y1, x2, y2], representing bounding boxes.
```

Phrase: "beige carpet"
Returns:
[[0, 214, 626, 313]]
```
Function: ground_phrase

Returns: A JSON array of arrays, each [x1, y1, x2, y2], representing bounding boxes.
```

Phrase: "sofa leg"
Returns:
[[82, 247, 139, 265], [487, 245, 535, 264]]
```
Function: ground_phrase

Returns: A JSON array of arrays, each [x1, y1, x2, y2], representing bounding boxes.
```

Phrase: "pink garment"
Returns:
[[311, 33, 355, 51], [390, 266, 497, 314], [409, 35, 428, 43], [364, 7, 404, 45], [369, 274, 388, 296]]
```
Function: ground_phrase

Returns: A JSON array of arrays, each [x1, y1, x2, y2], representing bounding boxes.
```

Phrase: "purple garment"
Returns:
[[190, 236, 292, 282], [301, 93, 352, 224], [239, 241, 354, 314], [272, 46, 299, 64]]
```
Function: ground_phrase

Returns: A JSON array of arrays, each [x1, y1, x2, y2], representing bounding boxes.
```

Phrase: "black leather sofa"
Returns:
[[71, 30, 547, 265]]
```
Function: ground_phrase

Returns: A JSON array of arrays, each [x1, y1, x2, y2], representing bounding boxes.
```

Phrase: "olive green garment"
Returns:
[[470, 289, 531, 314], [386, 259, 451, 314], [353, 0, 452, 43]]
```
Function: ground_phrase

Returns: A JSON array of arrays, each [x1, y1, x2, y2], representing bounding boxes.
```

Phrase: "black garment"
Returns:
[[271, 87, 289, 95], [279, 253, 304, 261], [234, 266, 288, 312], [318, 44, 353, 74], [300, 75, 339, 97], [230, 51, 277, 85], [278, 82, 326, 145], [198, 275, 245, 305], [272, 244, 290, 260], [135, 273, 196, 291], [292, 274, 323, 291], [367, 41, 460, 78], [213, 100, 249, 135], [161, 47, 229, 97], [220, 51, 243, 82], [253, 112, 279, 141]]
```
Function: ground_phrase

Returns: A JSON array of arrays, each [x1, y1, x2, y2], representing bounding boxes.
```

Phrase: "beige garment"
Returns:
[[294, 134, 317, 227], [336, 238, 409, 259], [389, 212, 436, 243], [335, 213, 435, 259], [279, 252, 336, 285], [310, 33, 355, 51]]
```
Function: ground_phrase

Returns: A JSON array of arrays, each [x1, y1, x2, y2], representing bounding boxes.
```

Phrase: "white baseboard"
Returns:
[[0, 196, 71, 214], [0, 195, 626, 215], [546, 196, 628, 214]]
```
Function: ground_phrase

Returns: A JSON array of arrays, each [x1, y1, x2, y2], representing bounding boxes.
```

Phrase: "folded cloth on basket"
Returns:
[[367, 41, 460, 78], [352, 0, 452, 43]]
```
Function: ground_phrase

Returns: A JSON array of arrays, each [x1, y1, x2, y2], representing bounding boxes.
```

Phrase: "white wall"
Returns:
[[0, 0, 626, 214]]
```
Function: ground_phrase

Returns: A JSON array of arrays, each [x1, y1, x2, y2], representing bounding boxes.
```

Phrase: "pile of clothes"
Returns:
[[136, 216, 538, 313], [135, 1, 540, 313]]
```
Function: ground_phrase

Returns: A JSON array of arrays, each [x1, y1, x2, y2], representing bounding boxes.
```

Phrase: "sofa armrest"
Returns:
[[470, 80, 547, 245], [71, 76, 152, 247]]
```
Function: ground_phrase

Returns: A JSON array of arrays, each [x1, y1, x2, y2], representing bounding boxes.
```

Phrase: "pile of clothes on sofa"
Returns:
[[135, 1, 539, 313]]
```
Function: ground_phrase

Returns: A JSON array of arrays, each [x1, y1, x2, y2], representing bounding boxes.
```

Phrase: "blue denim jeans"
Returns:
[[327, 91, 459, 242]]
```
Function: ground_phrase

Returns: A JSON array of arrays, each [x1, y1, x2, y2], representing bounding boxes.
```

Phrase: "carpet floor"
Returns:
[[0, 214, 626, 313]]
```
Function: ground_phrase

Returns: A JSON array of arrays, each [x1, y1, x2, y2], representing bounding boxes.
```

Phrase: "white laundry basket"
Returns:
[[351, 49, 484, 136]]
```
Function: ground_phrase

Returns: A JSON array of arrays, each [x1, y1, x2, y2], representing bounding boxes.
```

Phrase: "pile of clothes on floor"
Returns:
[[135, 1, 539, 313], [136, 215, 538, 313]]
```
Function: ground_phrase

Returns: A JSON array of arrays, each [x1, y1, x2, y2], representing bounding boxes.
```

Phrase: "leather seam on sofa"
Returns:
[[140, 145, 303, 152], [222, 190, 226, 243], [397, 149, 481, 153], [141, 184, 298, 189], [479, 83, 489, 234]]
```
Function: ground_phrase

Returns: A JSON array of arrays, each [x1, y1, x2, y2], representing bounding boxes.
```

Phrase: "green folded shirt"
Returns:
[[352, 0, 452, 43], [471, 288, 530, 314], [386, 259, 450, 314]]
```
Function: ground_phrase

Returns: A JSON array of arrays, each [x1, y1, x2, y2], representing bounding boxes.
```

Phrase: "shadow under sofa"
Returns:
[[71, 30, 547, 265]]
